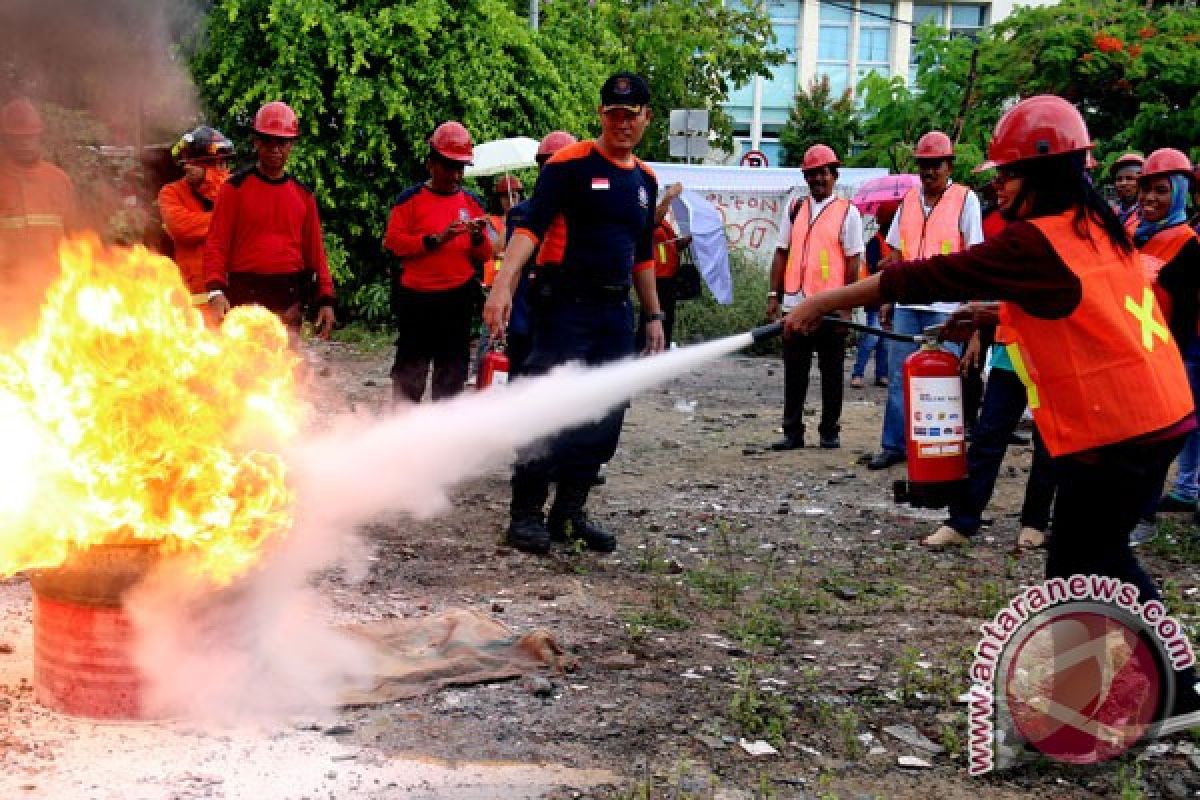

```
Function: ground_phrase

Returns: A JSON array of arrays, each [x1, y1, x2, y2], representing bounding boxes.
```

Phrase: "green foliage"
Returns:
[[778, 76, 860, 167], [539, 0, 784, 162], [853, 0, 1200, 177], [188, 0, 782, 322], [674, 248, 771, 345]]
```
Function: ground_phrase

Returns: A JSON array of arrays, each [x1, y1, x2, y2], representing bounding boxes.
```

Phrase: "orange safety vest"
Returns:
[[482, 213, 507, 288], [897, 183, 968, 259], [0, 158, 75, 280], [784, 196, 850, 296], [653, 220, 680, 279], [1138, 223, 1198, 324], [999, 211, 1193, 457]]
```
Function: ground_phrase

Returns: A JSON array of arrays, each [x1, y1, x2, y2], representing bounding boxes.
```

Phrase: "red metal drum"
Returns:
[[29, 543, 160, 719]]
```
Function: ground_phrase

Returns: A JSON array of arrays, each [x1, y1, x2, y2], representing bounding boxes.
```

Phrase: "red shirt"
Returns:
[[383, 185, 491, 291], [202, 168, 334, 300]]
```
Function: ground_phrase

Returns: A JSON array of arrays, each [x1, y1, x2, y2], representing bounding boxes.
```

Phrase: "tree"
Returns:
[[777, 76, 860, 167], [537, 0, 784, 162], [190, 0, 782, 322]]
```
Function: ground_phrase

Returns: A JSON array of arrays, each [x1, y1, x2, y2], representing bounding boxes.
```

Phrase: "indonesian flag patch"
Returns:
[[591, 177, 610, 190]]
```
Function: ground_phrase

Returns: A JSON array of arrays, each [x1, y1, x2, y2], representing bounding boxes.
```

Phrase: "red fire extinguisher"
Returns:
[[477, 340, 510, 390], [897, 339, 967, 508]]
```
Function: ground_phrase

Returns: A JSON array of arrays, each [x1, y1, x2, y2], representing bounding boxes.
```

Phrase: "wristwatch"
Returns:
[[643, 311, 666, 322], [207, 289, 225, 301], [767, 291, 780, 298]]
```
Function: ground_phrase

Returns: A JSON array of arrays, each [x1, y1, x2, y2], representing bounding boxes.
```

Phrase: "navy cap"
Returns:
[[600, 72, 650, 111]]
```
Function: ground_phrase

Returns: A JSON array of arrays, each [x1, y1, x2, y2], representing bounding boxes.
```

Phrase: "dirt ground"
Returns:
[[3, 337, 1199, 799]]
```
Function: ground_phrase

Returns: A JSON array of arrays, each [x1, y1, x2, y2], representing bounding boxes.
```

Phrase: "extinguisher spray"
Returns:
[[477, 339, 510, 389]]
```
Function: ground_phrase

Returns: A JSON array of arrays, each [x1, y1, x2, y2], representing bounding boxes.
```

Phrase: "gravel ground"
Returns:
[[1, 337, 1198, 799]]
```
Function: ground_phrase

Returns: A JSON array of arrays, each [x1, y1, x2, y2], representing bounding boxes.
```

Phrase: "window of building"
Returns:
[[949, 3, 989, 38], [815, 1, 895, 99], [908, 4, 991, 84]]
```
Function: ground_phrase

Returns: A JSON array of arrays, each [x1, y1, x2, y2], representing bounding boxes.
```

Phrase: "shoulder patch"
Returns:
[[391, 183, 425, 209], [228, 166, 257, 188]]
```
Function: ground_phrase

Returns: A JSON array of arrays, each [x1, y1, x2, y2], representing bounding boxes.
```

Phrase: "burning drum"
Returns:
[[29, 543, 160, 719]]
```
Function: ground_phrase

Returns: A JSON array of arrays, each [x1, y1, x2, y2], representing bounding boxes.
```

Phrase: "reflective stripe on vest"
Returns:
[[784, 197, 849, 296], [897, 183, 968, 259], [998, 211, 1193, 457]]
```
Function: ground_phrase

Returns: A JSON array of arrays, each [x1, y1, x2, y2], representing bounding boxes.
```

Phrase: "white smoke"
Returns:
[[125, 333, 754, 724]]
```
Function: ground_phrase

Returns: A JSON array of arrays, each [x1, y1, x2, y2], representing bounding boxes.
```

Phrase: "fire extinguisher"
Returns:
[[898, 337, 967, 508], [477, 340, 510, 390]]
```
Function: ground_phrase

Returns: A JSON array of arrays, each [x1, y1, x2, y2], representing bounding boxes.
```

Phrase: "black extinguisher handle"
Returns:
[[750, 321, 784, 342]]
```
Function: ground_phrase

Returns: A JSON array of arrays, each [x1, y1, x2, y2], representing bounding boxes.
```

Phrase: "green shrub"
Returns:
[[674, 248, 777, 354]]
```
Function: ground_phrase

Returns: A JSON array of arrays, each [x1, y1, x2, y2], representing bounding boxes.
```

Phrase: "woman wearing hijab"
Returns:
[[1134, 149, 1200, 538]]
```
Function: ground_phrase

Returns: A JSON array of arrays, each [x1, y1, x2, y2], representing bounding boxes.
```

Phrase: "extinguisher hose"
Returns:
[[822, 315, 924, 343], [748, 317, 934, 345]]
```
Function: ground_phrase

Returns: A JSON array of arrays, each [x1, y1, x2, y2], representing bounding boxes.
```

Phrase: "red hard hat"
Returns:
[[430, 121, 473, 164], [0, 98, 44, 136], [975, 95, 1092, 173], [495, 174, 523, 194], [1140, 148, 1193, 181], [253, 101, 299, 138], [802, 144, 840, 171], [537, 130, 577, 158], [914, 130, 954, 160], [1111, 151, 1145, 173]]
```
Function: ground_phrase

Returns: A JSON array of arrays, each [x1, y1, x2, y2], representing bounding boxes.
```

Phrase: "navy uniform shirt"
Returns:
[[514, 140, 657, 288]]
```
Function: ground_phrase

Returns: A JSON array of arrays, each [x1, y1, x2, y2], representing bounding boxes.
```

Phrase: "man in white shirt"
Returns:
[[868, 130, 983, 470], [767, 144, 864, 450]]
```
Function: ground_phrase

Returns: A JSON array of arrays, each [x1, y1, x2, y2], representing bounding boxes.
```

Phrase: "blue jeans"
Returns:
[[945, 368, 1056, 535], [880, 307, 960, 454], [851, 309, 888, 380], [1167, 358, 1200, 501]]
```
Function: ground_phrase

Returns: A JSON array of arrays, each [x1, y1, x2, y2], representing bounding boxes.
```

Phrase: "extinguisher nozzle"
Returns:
[[750, 321, 784, 343]]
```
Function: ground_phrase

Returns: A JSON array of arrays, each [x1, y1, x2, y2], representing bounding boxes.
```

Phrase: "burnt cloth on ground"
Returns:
[[340, 609, 572, 705]]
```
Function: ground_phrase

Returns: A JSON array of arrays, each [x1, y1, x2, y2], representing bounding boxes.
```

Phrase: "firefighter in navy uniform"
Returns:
[[484, 73, 665, 555], [203, 101, 336, 338]]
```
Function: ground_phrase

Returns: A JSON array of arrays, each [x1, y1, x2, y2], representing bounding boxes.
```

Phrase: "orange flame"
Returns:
[[0, 235, 301, 585]]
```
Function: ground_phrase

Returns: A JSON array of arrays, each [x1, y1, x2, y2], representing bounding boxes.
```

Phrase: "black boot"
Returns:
[[548, 479, 617, 553], [506, 476, 551, 555]]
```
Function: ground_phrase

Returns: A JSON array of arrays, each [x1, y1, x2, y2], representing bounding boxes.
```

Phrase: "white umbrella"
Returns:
[[464, 137, 539, 177], [671, 190, 732, 305]]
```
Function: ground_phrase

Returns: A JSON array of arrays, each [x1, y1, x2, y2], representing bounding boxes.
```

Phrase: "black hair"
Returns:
[[1004, 151, 1132, 253]]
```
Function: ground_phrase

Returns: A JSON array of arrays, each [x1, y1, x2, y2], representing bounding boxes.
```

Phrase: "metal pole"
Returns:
[[750, 75, 763, 153], [529, 0, 538, 31]]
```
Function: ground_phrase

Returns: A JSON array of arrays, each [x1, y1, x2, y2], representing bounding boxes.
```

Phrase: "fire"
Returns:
[[0, 234, 302, 585]]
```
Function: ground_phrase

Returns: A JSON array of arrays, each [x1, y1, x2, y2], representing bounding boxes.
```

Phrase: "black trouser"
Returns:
[[946, 368, 1056, 536], [391, 281, 479, 403], [1046, 435, 1185, 603], [781, 324, 845, 440], [961, 329, 993, 434], [514, 292, 634, 483], [226, 271, 308, 335], [635, 276, 677, 350]]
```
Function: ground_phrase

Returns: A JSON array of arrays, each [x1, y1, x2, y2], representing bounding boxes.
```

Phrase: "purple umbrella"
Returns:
[[851, 174, 920, 215]]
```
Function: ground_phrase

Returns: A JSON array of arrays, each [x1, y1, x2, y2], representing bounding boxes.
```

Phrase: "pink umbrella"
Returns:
[[851, 174, 920, 215]]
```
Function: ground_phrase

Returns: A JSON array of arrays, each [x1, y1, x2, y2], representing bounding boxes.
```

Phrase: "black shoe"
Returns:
[[548, 480, 617, 553], [819, 434, 840, 449], [867, 449, 906, 470], [770, 435, 804, 451], [506, 514, 551, 555], [548, 512, 617, 553], [1158, 493, 1196, 513]]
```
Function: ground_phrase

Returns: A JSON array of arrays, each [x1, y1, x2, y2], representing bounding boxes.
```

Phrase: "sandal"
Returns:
[[850, 376, 864, 388], [1017, 527, 1046, 549], [921, 525, 970, 548]]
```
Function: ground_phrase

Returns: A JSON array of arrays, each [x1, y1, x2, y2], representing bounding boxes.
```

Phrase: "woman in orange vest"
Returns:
[[158, 126, 233, 296], [783, 96, 1198, 717], [1133, 148, 1200, 536]]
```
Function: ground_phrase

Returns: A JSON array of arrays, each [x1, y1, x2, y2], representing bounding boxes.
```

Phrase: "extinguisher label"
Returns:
[[909, 376, 964, 456], [493, 371, 509, 386]]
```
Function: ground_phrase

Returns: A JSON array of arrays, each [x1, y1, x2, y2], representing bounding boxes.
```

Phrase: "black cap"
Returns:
[[600, 72, 650, 111]]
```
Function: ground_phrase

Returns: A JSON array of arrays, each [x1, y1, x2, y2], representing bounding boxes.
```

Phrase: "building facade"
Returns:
[[724, 0, 1056, 166]]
